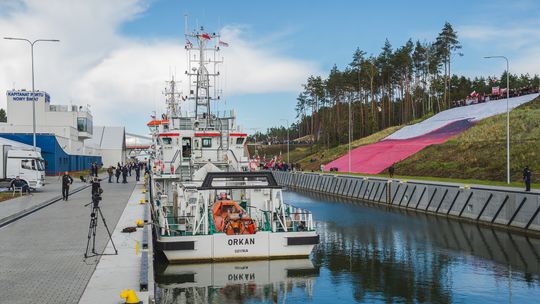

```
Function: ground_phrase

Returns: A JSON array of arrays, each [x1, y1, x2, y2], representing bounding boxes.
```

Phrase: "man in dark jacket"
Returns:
[[135, 163, 141, 182], [122, 165, 128, 183], [523, 166, 532, 192], [62, 171, 74, 201], [115, 166, 121, 183], [91, 162, 98, 177]]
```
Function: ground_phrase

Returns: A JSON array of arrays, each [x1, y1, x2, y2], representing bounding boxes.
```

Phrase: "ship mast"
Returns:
[[185, 26, 223, 127], [163, 76, 181, 119]]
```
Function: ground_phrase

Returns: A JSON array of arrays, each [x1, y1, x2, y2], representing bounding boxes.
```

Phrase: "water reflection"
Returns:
[[156, 259, 318, 303], [155, 191, 540, 303]]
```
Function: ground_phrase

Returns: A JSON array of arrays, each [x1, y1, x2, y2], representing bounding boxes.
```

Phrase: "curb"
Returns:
[[0, 184, 91, 228]]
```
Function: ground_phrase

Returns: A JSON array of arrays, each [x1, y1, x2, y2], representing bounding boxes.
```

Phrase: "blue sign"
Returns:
[[7, 91, 50, 102]]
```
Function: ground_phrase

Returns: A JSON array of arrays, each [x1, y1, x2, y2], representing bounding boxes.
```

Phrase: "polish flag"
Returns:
[[219, 40, 229, 47], [185, 39, 193, 48], [201, 33, 211, 40]]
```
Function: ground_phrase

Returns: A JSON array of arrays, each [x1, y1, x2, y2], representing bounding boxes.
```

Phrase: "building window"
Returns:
[[161, 137, 172, 145], [202, 138, 212, 148], [77, 117, 93, 134], [236, 138, 244, 145]]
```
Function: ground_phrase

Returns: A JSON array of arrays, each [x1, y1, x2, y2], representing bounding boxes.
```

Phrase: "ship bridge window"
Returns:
[[202, 138, 212, 148], [236, 138, 245, 145], [161, 137, 172, 145]]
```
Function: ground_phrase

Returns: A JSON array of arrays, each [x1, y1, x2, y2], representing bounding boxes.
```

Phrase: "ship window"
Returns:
[[236, 138, 244, 145], [161, 137, 172, 145], [202, 138, 212, 148]]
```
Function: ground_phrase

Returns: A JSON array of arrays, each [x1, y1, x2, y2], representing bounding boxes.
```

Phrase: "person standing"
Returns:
[[135, 162, 141, 182], [523, 166, 532, 192], [91, 162, 98, 177], [62, 171, 74, 201], [107, 166, 114, 183], [388, 164, 395, 179], [115, 166, 121, 183], [122, 165, 128, 184]]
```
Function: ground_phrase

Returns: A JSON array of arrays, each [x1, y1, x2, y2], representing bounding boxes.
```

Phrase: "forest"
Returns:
[[250, 22, 540, 147]]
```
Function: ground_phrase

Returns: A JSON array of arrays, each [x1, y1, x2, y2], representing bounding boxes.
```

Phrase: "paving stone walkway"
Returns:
[[0, 179, 136, 304]]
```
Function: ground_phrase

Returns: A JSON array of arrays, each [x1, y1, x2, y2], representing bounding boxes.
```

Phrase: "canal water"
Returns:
[[155, 191, 540, 303]]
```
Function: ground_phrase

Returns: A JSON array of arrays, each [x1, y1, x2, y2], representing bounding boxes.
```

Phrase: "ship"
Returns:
[[148, 26, 318, 263]]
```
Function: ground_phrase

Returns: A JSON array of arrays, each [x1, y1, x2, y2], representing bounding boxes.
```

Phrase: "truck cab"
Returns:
[[2, 148, 46, 190]]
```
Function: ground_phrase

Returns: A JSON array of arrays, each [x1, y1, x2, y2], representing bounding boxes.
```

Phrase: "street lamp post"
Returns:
[[280, 119, 290, 164], [484, 55, 510, 184], [4, 37, 60, 151], [348, 94, 352, 172]]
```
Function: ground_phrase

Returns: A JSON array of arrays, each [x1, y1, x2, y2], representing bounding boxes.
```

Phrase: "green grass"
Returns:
[[313, 170, 539, 189], [396, 96, 540, 183]]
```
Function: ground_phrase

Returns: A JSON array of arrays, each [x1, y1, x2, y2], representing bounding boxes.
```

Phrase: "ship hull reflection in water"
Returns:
[[155, 191, 540, 303], [156, 259, 318, 303]]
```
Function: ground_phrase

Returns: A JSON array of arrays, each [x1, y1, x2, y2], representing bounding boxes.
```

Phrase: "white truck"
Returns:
[[0, 144, 46, 190]]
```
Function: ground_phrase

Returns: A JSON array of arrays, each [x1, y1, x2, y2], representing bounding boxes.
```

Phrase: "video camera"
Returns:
[[90, 177, 103, 208]]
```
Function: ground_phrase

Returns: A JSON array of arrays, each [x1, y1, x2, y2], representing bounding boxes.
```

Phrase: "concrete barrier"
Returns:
[[275, 171, 540, 235]]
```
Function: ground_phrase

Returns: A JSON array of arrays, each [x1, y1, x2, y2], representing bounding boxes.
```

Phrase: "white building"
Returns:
[[85, 126, 126, 167], [0, 90, 125, 174]]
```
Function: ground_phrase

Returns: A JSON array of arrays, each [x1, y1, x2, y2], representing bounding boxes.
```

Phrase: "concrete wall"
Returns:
[[273, 171, 540, 235]]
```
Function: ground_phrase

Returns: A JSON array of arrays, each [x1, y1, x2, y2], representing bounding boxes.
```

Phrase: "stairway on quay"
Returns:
[[326, 93, 539, 174]]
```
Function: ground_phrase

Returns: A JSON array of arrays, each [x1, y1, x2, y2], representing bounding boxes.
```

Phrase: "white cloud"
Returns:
[[0, 0, 318, 133], [457, 22, 540, 75]]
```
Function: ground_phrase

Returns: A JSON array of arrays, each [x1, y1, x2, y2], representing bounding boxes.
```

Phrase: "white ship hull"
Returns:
[[156, 230, 318, 263], [157, 258, 317, 288]]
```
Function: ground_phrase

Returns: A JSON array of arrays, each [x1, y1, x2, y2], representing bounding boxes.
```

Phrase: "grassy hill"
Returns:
[[250, 96, 540, 185], [395, 96, 540, 183]]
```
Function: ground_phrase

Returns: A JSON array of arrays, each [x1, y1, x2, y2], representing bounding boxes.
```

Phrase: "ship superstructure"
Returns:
[[148, 26, 318, 263]]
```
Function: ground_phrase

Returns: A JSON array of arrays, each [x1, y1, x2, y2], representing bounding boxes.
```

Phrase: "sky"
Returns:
[[0, 0, 539, 136]]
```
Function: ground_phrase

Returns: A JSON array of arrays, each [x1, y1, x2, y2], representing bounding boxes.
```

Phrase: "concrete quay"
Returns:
[[0, 178, 138, 303], [79, 181, 154, 303], [273, 171, 540, 235], [0, 176, 90, 227]]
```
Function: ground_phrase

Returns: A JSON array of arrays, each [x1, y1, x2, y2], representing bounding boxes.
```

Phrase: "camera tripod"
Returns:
[[84, 201, 118, 258]]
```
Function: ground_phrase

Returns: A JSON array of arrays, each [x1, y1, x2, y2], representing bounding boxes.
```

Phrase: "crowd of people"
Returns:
[[107, 161, 146, 184], [451, 86, 540, 108]]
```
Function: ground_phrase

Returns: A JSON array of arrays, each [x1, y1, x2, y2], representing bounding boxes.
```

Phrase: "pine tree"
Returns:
[[0, 109, 6, 122]]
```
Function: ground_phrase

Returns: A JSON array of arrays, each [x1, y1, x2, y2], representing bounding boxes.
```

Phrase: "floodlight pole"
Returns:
[[484, 55, 510, 184], [4, 37, 60, 151]]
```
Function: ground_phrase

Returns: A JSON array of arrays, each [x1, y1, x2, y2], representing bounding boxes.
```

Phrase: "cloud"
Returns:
[[0, 0, 318, 133], [457, 22, 540, 75]]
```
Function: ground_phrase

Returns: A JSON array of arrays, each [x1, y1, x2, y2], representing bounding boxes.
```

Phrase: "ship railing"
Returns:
[[284, 203, 315, 232], [162, 214, 196, 236]]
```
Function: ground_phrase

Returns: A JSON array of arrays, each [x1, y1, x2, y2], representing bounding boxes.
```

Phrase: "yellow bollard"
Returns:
[[120, 289, 140, 304], [139, 198, 145, 204], [135, 219, 144, 227]]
